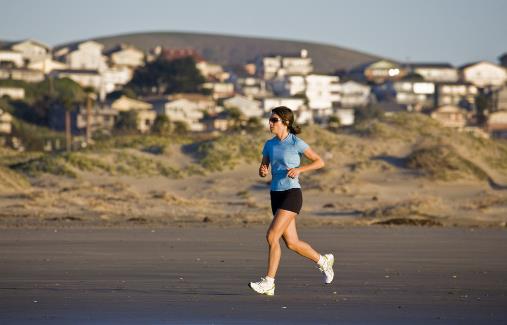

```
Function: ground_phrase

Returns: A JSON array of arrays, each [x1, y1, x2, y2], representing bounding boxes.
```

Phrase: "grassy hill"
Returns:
[[53, 31, 383, 72]]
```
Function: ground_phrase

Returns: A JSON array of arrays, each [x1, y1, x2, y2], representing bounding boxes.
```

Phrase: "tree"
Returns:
[[115, 111, 138, 133], [173, 121, 189, 134], [152, 115, 172, 135], [475, 89, 493, 126], [128, 57, 206, 96]]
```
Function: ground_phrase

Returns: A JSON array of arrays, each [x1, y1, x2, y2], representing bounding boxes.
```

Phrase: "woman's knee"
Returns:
[[285, 240, 299, 251], [266, 230, 280, 246]]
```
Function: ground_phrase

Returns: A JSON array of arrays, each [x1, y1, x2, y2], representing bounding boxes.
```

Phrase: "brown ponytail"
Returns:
[[271, 106, 302, 134]]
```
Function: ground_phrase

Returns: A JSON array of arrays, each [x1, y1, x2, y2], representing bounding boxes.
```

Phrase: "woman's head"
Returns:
[[270, 106, 301, 134]]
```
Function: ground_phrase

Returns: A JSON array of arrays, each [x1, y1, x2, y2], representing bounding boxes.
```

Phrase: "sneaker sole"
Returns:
[[248, 283, 275, 296]]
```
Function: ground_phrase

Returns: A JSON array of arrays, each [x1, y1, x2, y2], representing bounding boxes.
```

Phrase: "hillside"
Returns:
[[1, 113, 507, 228], [54, 31, 382, 72]]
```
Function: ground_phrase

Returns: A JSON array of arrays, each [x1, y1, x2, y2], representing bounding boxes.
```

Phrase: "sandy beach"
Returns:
[[1, 226, 506, 324]]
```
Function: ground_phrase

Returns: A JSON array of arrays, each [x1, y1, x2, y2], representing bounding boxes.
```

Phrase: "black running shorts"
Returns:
[[270, 188, 303, 216]]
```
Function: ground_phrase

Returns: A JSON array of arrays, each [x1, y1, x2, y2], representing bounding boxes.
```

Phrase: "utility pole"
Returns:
[[86, 93, 93, 145]]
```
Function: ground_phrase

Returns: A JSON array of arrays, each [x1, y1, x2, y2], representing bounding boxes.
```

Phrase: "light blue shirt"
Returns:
[[262, 133, 309, 191]]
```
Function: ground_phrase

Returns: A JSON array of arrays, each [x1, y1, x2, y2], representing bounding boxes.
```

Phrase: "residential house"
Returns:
[[409, 63, 458, 83], [435, 82, 478, 108], [256, 49, 313, 80], [110, 95, 155, 133], [460, 61, 507, 89], [0, 108, 13, 134], [270, 74, 341, 116], [0, 50, 24, 67], [349, 59, 406, 84], [487, 111, 507, 138], [223, 95, 262, 118], [56, 41, 107, 72], [149, 98, 205, 132], [101, 66, 134, 94], [430, 105, 468, 128], [263, 97, 312, 124], [50, 69, 104, 98], [202, 81, 234, 99], [339, 80, 371, 108], [305, 74, 341, 115], [9, 39, 51, 64], [168, 93, 217, 114], [104, 44, 144, 69], [334, 108, 355, 126], [76, 103, 118, 135], [393, 78, 435, 111], [28, 58, 68, 74], [196, 61, 228, 81], [0, 87, 25, 100], [202, 110, 232, 132], [236, 77, 270, 98], [0, 68, 44, 82], [49, 102, 119, 135]]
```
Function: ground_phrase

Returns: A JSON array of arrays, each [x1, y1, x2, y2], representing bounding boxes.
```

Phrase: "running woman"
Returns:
[[248, 106, 334, 296]]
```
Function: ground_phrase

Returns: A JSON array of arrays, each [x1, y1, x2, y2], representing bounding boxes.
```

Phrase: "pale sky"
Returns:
[[1, 0, 506, 66]]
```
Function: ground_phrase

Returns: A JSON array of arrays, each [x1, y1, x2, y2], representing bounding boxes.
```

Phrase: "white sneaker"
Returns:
[[319, 254, 334, 284], [248, 277, 275, 296]]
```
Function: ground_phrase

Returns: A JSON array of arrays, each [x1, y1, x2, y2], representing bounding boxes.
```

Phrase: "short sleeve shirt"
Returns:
[[262, 133, 309, 191]]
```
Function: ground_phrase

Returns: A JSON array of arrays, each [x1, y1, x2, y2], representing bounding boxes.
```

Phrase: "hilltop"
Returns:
[[52, 31, 382, 72]]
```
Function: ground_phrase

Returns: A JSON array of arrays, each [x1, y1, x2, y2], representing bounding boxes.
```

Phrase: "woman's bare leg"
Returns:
[[266, 209, 297, 278], [282, 217, 320, 262]]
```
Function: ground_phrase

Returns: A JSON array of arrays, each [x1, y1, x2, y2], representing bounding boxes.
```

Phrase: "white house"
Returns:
[[0, 87, 25, 100], [50, 69, 104, 98], [340, 80, 371, 108], [236, 77, 270, 98], [111, 96, 153, 112], [335, 108, 355, 126], [430, 105, 468, 128], [223, 95, 263, 118], [0, 108, 13, 134], [0, 68, 44, 82], [410, 63, 459, 83], [101, 66, 134, 94], [57, 41, 107, 72], [202, 81, 235, 99], [28, 58, 68, 73], [305, 74, 341, 113], [487, 111, 507, 138], [349, 59, 406, 84], [256, 49, 313, 80], [0, 50, 24, 67], [105, 44, 144, 69], [460, 61, 507, 89], [263, 97, 312, 124], [150, 98, 205, 132], [9, 39, 51, 64], [436, 82, 478, 107], [393, 79, 435, 111]]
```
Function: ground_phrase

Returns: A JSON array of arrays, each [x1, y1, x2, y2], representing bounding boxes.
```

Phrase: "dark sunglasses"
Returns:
[[269, 117, 282, 123]]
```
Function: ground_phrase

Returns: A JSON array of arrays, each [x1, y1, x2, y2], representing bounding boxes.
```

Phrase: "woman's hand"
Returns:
[[259, 164, 269, 177], [287, 167, 301, 179]]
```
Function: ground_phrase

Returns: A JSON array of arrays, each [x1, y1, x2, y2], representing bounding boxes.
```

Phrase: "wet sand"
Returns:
[[1, 226, 506, 324]]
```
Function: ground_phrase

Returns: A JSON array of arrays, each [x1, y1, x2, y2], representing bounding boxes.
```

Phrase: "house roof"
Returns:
[[458, 60, 502, 70], [52, 69, 100, 75], [410, 62, 454, 69], [1, 39, 51, 51], [103, 43, 143, 56]]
